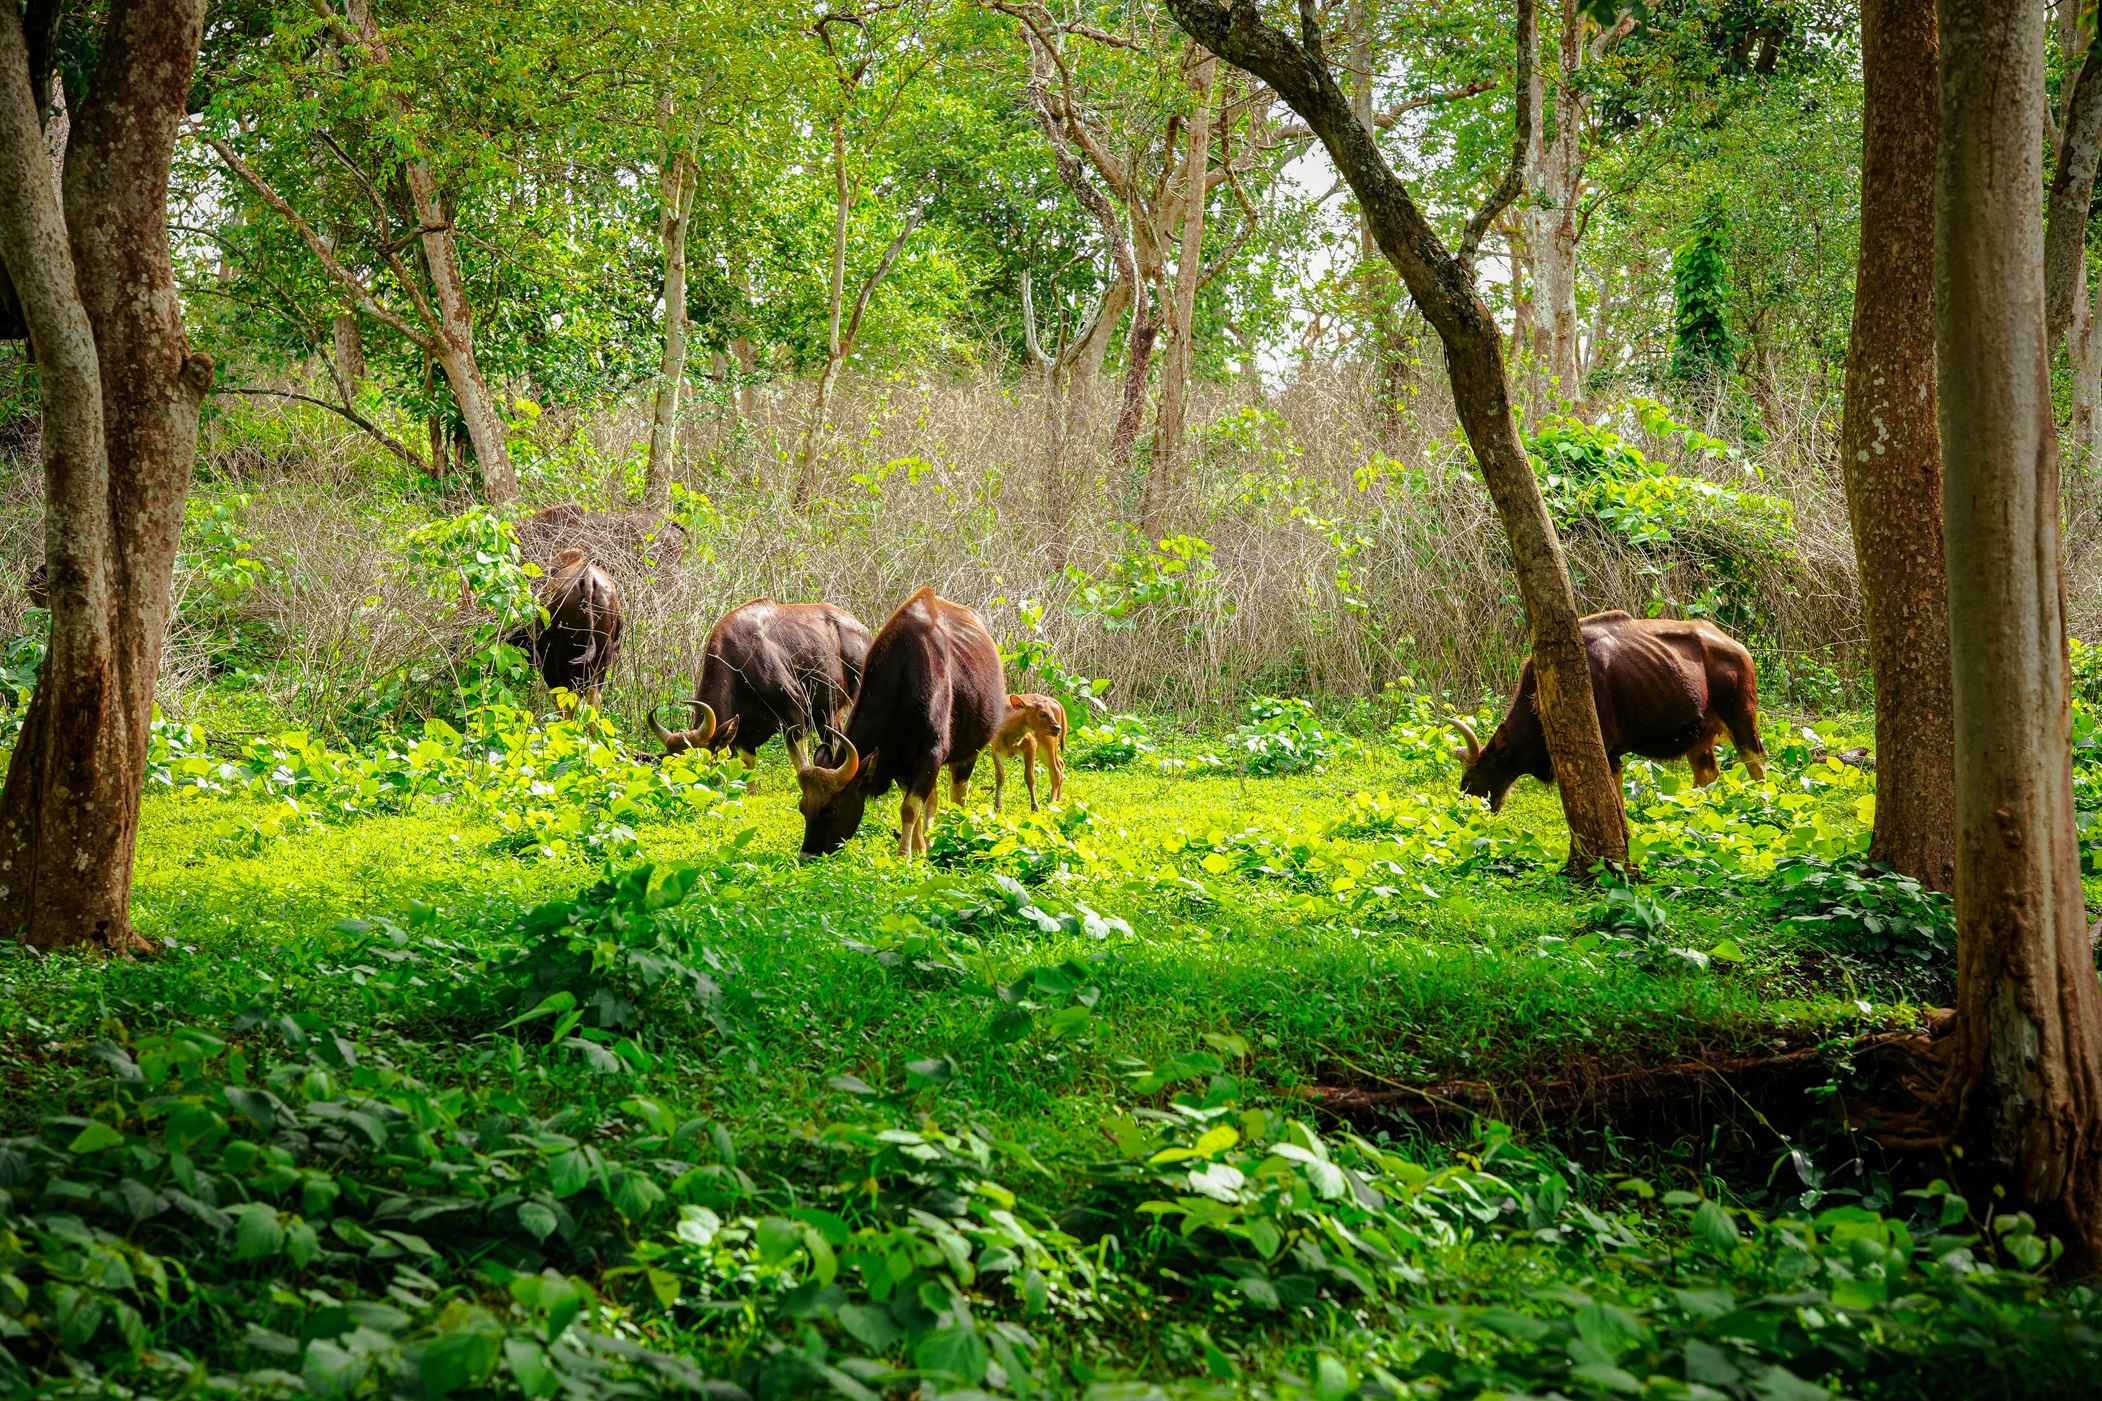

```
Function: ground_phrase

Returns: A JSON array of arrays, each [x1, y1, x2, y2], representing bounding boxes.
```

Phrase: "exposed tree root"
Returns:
[[1302, 1019, 1958, 1157]]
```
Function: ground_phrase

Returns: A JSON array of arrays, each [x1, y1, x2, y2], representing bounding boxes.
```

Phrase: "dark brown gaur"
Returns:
[[650, 599, 871, 782], [1454, 610, 1768, 811], [791, 588, 1005, 858], [512, 548, 622, 705]]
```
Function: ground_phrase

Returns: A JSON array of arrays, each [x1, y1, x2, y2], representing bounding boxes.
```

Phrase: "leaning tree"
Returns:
[[0, 0, 213, 953], [1165, 0, 1626, 870]]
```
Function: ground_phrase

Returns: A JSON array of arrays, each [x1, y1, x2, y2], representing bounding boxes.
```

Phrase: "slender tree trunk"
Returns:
[[1068, 273, 1132, 384], [0, 0, 213, 953], [1168, 0, 1626, 871], [332, 312, 364, 397], [1348, 0, 1411, 413], [2045, 16, 2102, 352], [729, 262, 758, 422], [1936, 0, 2102, 1266], [1106, 279, 1159, 486], [645, 152, 695, 512], [1143, 50, 1216, 538], [796, 124, 854, 504], [402, 161, 516, 506], [1838, 0, 1954, 891], [2071, 305, 2102, 468]]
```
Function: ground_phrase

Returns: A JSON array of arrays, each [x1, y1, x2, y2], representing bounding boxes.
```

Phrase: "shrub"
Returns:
[[1070, 714, 1154, 770], [1767, 854, 1955, 966], [1227, 696, 1338, 776]]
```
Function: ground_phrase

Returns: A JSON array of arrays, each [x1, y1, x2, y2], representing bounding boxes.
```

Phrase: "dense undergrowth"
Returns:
[[5, 680, 2099, 1399]]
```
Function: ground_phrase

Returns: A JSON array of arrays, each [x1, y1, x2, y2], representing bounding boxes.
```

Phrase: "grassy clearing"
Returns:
[[11, 693, 2094, 1399]]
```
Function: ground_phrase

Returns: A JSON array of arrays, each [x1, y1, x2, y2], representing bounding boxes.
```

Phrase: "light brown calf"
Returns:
[[987, 693, 1066, 812]]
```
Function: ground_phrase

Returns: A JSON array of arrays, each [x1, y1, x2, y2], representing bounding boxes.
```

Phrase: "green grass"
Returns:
[[6, 702, 2091, 1399]]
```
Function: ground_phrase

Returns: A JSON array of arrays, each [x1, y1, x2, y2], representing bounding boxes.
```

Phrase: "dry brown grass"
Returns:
[[11, 358, 2091, 736]]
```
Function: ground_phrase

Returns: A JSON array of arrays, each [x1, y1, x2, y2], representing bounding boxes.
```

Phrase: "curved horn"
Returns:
[[649, 703, 704, 754], [682, 700, 718, 747], [792, 732, 860, 790], [1448, 717, 1482, 765]]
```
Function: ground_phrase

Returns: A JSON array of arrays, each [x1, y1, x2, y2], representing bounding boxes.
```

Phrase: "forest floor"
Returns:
[[2, 694, 2095, 1398]]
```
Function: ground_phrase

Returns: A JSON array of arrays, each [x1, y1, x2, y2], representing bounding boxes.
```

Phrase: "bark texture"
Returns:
[[1167, 0, 1625, 870], [0, 0, 213, 953], [1936, 0, 2102, 1266], [1838, 0, 1953, 891]]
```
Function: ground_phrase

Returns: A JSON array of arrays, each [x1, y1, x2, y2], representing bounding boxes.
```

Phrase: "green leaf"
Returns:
[[421, 1328, 500, 1397], [546, 1150, 590, 1198], [838, 1302, 903, 1354], [757, 1215, 803, 1265], [1692, 1199, 1741, 1251], [988, 1006, 1032, 1044], [66, 1121, 125, 1154], [224, 1087, 279, 1131], [518, 1201, 559, 1241], [913, 1326, 988, 1384], [234, 1205, 285, 1260], [503, 1337, 559, 1399]]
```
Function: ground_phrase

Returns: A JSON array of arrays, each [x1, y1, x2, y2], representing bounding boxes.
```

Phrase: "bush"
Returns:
[[1070, 714, 1154, 770], [1768, 854, 1955, 966], [1227, 696, 1338, 776]]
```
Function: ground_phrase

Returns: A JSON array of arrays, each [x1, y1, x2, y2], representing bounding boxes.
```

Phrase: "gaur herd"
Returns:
[[513, 506, 1767, 859]]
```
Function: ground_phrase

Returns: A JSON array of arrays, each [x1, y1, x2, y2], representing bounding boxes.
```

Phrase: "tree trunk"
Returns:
[[0, 0, 212, 954], [1936, 0, 2102, 1266], [1143, 50, 1217, 538], [332, 312, 364, 397], [729, 263, 758, 422], [1167, 0, 1626, 871], [1068, 273, 1132, 384], [402, 161, 516, 506], [1519, 1, 1576, 410], [796, 123, 854, 504], [1838, 0, 1954, 892], [2044, 18, 2102, 353], [1106, 279, 1160, 485], [645, 152, 695, 513], [1350, 0, 1412, 414], [2071, 307, 2102, 468]]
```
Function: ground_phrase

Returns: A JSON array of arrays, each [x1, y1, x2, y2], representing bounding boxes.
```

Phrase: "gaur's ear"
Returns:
[[1008, 693, 1023, 706]]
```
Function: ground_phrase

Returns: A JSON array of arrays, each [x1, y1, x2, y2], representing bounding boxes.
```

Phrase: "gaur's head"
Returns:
[[1005, 693, 1064, 741], [1450, 716, 1544, 813], [649, 700, 719, 754], [791, 734, 875, 857]]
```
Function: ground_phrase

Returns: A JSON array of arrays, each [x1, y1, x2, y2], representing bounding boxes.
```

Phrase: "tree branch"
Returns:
[[213, 386, 428, 472], [1459, 0, 1534, 270], [838, 208, 923, 362], [204, 135, 440, 353], [1267, 78, 1499, 141]]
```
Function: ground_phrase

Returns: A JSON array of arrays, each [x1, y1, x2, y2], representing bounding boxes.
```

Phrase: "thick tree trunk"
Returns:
[[645, 153, 695, 513], [1167, 0, 1625, 870], [0, 0, 212, 954], [1839, 0, 1954, 892], [1936, 0, 2102, 1266], [1143, 51, 1216, 538]]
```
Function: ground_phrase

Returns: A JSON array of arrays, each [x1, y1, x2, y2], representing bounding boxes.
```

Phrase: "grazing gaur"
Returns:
[[1451, 610, 1767, 812], [789, 588, 1006, 858], [649, 599, 872, 779], [513, 548, 622, 704], [987, 693, 1066, 813], [516, 504, 686, 570]]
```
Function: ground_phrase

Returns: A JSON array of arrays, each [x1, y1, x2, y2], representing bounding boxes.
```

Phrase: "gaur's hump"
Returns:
[[1582, 609, 1636, 625], [888, 586, 941, 627]]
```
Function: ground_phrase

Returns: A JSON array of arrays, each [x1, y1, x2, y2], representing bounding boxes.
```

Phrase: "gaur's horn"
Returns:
[[791, 732, 860, 790], [649, 704, 706, 754], [1448, 717, 1481, 764], [682, 700, 718, 747]]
